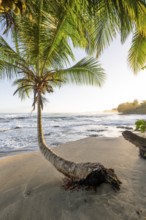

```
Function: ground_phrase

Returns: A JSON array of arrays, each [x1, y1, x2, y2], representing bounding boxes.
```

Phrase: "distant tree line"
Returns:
[[117, 100, 146, 114]]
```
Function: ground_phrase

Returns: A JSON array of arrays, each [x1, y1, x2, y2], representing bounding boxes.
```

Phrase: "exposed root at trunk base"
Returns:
[[63, 167, 122, 191]]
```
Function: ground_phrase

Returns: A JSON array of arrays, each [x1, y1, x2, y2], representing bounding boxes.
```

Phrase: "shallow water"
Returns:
[[0, 112, 146, 154]]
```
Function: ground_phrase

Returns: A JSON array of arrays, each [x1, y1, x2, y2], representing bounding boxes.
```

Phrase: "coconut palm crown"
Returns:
[[0, 0, 105, 100], [0, 0, 30, 34]]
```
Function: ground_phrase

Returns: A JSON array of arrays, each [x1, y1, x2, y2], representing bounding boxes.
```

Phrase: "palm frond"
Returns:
[[12, 76, 34, 100], [94, 10, 118, 58], [0, 36, 32, 78], [0, 59, 17, 79], [91, 0, 146, 57], [54, 57, 105, 86], [15, 1, 76, 72], [13, 84, 32, 100], [40, 3, 76, 71], [128, 31, 146, 73], [40, 95, 48, 109], [40, 0, 96, 71]]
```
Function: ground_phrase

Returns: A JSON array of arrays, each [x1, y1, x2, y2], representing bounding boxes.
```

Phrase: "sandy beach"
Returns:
[[0, 136, 146, 220]]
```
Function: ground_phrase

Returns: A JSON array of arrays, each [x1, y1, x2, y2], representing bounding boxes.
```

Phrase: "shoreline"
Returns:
[[0, 136, 120, 159], [0, 149, 37, 159], [1, 112, 144, 153], [0, 136, 146, 220]]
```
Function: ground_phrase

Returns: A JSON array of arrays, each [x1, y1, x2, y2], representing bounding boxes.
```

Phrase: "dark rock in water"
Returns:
[[88, 129, 105, 132], [14, 117, 28, 120], [45, 133, 52, 136], [14, 126, 21, 129], [97, 129, 105, 132], [88, 134, 99, 137], [10, 117, 29, 120], [0, 129, 9, 132], [1, 127, 21, 132], [117, 126, 133, 130]]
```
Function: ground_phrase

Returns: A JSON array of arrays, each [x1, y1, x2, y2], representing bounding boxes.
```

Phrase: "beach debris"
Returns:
[[122, 130, 146, 159]]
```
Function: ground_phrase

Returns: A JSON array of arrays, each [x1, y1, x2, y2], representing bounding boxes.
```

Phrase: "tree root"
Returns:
[[63, 167, 122, 191]]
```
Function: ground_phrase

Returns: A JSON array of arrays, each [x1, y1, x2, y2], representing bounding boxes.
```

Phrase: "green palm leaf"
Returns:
[[54, 57, 105, 86], [91, 0, 146, 58], [2, 0, 145, 108], [0, 36, 32, 78], [128, 31, 146, 73]]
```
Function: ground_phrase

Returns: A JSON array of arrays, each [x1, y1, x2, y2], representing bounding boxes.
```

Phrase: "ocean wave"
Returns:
[[0, 126, 23, 132], [0, 128, 10, 132], [1, 112, 146, 154]]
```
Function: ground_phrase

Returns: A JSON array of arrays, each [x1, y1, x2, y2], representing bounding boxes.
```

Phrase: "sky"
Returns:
[[0, 34, 146, 113]]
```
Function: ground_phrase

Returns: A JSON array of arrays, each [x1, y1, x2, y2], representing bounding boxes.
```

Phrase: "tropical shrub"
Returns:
[[135, 120, 146, 133]]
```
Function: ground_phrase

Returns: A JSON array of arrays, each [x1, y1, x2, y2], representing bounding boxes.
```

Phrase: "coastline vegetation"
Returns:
[[116, 100, 146, 114]]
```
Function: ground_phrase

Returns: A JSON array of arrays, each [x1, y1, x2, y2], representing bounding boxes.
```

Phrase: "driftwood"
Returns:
[[122, 130, 146, 159]]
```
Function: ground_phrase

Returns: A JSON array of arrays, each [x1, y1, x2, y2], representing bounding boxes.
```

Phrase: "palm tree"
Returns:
[[0, 0, 122, 189], [1, 0, 145, 190]]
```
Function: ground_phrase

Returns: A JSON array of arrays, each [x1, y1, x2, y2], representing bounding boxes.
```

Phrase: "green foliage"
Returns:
[[117, 100, 146, 114], [92, 0, 146, 58], [117, 100, 139, 113], [127, 5, 146, 73], [0, 0, 106, 110], [135, 120, 146, 133], [1, 0, 146, 111], [128, 30, 146, 73]]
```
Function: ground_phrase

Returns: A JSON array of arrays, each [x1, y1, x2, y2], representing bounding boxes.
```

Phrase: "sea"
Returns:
[[0, 112, 146, 156]]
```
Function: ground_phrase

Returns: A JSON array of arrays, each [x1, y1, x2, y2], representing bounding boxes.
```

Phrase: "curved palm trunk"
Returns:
[[37, 93, 121, 189], [122, 130, 146, 159], [37, 93, 97, 180]]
